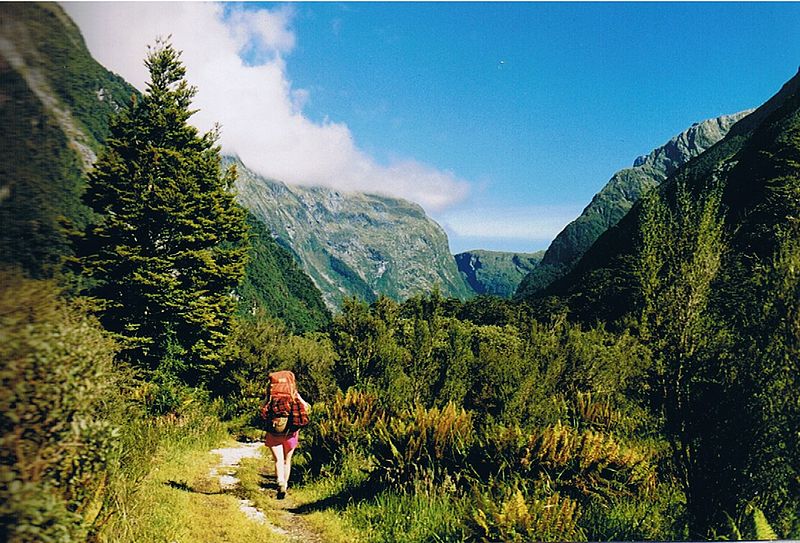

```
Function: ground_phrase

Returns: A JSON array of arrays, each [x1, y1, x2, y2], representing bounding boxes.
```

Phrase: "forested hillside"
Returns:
[[0, 2, 133, 276], [515, 110, 750, 300], [455, 249, 543, 297], [1, 4, 797, 543]]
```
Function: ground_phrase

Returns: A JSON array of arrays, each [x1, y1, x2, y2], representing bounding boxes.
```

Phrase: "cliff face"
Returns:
[[516, 110, 753, 300], [455, 249, 543, 298], [232, 158, 471, 309], [0, 3, 135, 275]]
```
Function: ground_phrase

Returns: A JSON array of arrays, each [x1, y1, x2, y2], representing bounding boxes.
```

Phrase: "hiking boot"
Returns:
[[277, 482, 287, 500]]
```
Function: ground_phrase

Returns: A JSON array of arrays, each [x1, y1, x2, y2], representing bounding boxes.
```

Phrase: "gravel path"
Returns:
[[209, 441, 324, 542]]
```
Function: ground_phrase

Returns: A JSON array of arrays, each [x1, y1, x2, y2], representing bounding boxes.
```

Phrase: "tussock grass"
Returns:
[[345, 490, 469, 543]]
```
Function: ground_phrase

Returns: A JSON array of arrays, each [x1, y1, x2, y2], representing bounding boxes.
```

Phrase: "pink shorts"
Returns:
[[264, 430, 299, 454]]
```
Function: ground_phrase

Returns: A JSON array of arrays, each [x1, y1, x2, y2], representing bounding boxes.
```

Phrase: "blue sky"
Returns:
[[67, 2, 800, 254]]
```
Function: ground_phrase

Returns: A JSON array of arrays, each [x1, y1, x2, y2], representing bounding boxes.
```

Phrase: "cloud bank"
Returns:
[[62, 2, 469, 212], [439, 203, 585, 250]]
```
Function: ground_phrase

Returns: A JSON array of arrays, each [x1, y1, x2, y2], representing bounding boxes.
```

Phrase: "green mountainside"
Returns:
[[515, 110, 751, 300], [535, 69, 800, 325], [0, 3, 329, 331], [0, 2, 133, 276], [238, 212, 331, 332], [231, 157, 472, 308], [454, 249, 543, 297]]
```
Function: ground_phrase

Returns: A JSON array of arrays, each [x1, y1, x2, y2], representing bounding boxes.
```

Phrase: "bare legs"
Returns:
[[269, 444, 295, 498]]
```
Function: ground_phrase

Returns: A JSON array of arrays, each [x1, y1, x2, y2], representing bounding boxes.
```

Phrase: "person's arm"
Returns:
[[296, 392, 311, 411]]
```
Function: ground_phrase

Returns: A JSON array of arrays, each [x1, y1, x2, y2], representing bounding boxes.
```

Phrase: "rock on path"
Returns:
[[209, 441, 324, 542]]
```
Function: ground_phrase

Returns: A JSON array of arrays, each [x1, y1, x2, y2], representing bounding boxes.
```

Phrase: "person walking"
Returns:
[[261, 370, 310, 499]]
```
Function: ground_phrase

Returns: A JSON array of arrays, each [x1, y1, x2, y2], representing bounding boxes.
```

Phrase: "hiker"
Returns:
[[261, 370, 310, 499]]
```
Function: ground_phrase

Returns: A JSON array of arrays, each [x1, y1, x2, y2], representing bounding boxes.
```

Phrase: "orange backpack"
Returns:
[[260, 370, 308, 433]]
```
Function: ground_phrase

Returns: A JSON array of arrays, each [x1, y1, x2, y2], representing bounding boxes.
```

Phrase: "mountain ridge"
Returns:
[[455, 249, 543, 298], [515, 109, 753, 300], [538, 68, 800, 325], [230, 156, 472, 308]]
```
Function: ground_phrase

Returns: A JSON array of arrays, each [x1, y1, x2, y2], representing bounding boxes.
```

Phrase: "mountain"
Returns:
[[0, 3, 331, 331], [230, 157, 472, 308], [536, 69, 800, 325], [515, 110, 752, 300], [0, 2, 134, 276], [238, 212, 331, 333], [454, 249, 543, 298]]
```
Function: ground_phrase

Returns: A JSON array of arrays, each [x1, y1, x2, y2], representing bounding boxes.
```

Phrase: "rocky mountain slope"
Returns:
[[537, 69, 800, 325], [231, 157, 472, 308], [0, 2, 133, 276], [454, 249, 543, 298], [515, 109, 752, 300]]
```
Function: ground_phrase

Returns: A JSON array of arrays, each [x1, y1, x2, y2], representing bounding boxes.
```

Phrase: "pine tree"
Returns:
[[74, 39, 248, 385]]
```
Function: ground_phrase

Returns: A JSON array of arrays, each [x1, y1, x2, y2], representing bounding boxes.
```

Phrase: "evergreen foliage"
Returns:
[[635, 178, 728, 535], [0, 269, 126, 542], [73, 39, 248, 385], [237, 212, 331, 333]]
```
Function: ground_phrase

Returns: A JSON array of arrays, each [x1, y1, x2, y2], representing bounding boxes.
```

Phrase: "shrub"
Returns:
[[470, 488, 584, 543], [0, 269, 126, 541], [306, 389, 385, 474], [370, 403, 474, 489], [473, 421, 657, 503]]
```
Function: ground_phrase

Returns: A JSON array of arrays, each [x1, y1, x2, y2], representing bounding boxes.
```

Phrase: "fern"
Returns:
[[752, 507, 778, 540]]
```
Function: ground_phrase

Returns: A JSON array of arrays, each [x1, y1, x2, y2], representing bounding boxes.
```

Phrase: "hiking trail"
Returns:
[[209, 441, 326, 543]]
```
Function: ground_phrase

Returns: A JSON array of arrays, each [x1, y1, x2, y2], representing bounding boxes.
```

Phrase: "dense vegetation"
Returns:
[[2, 4, 798, 542], [0, 2, 135, 277], [237, 212, 331, 334]]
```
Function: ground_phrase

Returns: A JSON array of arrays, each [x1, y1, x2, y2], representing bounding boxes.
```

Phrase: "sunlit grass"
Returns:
[[103, 439, 284, 543], [236, 446, 364, 543], [236, 447, 468, 543], [345, 489, 469, 543]]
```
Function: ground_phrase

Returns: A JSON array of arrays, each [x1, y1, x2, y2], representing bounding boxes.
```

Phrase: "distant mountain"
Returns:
[[231, 157, 472, 308], [515, 110, 752, 300], [455, 249, 543, 298], [1, 4, 330, 331], [538, 69, 800, 325]]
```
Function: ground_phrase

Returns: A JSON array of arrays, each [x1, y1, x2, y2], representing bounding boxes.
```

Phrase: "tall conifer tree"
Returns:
[[75, 39, 248, 385]]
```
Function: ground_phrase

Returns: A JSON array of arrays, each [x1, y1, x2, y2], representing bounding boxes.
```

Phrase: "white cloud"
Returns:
[[437, 204, 584, 242], [61, 2, 469, 212]]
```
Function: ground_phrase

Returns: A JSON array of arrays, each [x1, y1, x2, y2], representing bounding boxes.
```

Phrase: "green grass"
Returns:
[[345, 490, 469, 543], [237, 449, 469, 543], [102, 436, 285, 543]]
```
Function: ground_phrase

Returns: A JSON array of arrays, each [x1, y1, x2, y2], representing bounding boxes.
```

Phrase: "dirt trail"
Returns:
[[209, 441, 325, 543]]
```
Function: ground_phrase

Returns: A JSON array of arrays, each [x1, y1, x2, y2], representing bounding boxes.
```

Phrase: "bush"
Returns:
[[370, 403, 474, 490], [469, 488, 584, 542], [306, 389, 385, 474], [0, 269, 126, 541], [476, 422, 657, 500]]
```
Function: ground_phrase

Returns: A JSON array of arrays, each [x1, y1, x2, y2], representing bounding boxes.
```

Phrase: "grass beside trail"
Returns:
[[106, 440, 284, 543], [237, 450, 358, 543], [236, 450, 468, 543]]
